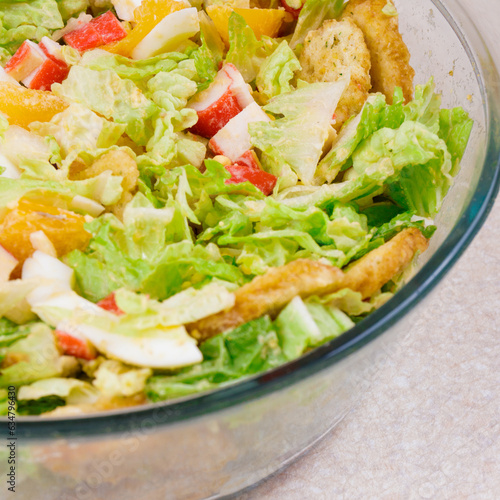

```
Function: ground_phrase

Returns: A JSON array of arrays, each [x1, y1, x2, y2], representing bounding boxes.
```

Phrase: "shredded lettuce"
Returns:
[[30, 103, 126, 160], [1, 0, 63, 33], [146, 316, 285, 400], [355, 121, 452, 217], [0, 2, 475, 412], [80, 49, 187, 81], [17, 377, 99, 405], [250, 78, 348, 185], [52, 66, 158, 145], [256, 40, 301, 101], [190, 13, 224, 91], [275, 296, 353, 359], [56, 0, 89, 22], [0, 324, 63, 387], [65, 194, 245, 301], [147, 296, 355, 400], [226, 12, 279, 83]]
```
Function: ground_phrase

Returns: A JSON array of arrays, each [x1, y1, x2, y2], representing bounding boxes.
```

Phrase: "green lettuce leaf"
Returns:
[[139, 241, 244, 301], [226, 12, 278, 83], [0, 319, 35, 348], [52, 66, 158, 145], [277, 108, 470, 218], [56, 0, 89, 22], [316, 79, 444, 183], [0, 25, 48, 60], [403, 78, 442, 133], [0, 324, 63, 387], [30, 103, 126, 160], [65, 195, 244, 301], [438, 106, 474, 175], [1, 0, 63, 31], [250, 78, 348, 185], [113, 281, 234, 327], [326, 202, 369, 254], [80, 49, 186, 81], [371, 211, 436, 241], [275, 296, 354, 360], [197, 197, 383, 273], [354, 121, 452, 217], [0, 389, 8, 416], [190, 12, 224, 91], [16, 395, 66, 415], [17, 377, 99, 405], [155, 160, 264, 210], [316, 92, 404, 182], [146, 316, 285, 400], [137, 66, 204, 170], [256, 40, 301, 101], [0, 0, 64, 58]]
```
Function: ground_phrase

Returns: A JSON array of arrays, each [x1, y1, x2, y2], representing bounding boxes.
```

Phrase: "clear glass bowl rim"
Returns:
[[13, 0, 500, 437]]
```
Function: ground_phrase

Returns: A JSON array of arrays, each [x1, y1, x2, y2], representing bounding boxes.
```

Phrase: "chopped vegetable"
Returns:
[[0, 0, 473, 414]]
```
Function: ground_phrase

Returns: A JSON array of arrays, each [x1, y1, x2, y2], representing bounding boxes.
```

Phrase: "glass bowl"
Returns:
[[8, 0, 500, 498]]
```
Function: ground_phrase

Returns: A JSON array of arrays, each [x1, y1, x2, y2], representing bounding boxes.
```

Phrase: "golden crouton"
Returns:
[[69, 150, 139, 219], [299, 19, 371, 131], [188, 259, 345, 341], [188, 228, 428, 341], [343, 227, 428, 298], [341, 0, 415, 103]]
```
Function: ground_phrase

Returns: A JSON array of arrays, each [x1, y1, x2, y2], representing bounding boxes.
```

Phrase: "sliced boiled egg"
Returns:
[[131, 7, 200, 60], [58, 321, 203, 369]]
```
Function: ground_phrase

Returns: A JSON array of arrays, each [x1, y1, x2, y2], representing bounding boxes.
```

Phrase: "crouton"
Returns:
[[343, 227, 428, 298], [188, 228, 428, 341], [341, 0, 415, 103], [299, 19, 371, 131], [188, 259, 345, 341]]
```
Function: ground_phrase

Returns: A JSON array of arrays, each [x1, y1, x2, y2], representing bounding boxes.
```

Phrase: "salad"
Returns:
[[0, 0, 472, 416]]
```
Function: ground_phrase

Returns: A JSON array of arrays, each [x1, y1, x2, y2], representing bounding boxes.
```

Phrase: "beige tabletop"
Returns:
[[240, 1, 500, 498]]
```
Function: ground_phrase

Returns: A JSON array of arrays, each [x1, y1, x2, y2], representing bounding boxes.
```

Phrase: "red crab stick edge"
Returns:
[[188, 63, 255, 138], [5, 38, 69, 91], [55, 329, 98, 360], [225, 150, 277, 196], [63, 11, 127, 52], [4, 41, 46, 81]]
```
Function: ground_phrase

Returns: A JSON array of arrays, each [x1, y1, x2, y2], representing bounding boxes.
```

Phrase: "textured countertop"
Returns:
[[240, 1, 500, 498]]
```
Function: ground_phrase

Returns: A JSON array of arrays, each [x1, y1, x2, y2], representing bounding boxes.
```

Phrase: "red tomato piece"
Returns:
[[55, 330, 97, 360], [97, 292, 125, 316]]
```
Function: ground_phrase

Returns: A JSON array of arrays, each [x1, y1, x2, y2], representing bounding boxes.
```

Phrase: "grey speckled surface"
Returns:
[[239, 1, 500, 498]]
